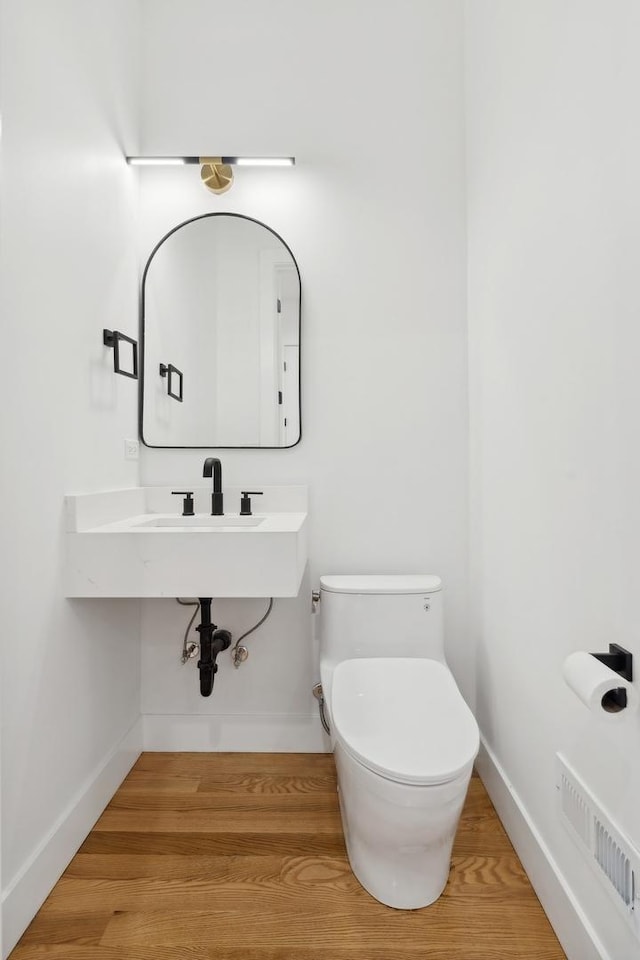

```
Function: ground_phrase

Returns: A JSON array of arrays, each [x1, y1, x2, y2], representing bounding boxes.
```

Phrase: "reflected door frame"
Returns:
[[259, 250, 297, 446]]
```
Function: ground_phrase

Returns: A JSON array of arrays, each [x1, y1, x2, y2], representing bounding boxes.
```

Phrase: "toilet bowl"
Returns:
[[318, 575, 479, 909]]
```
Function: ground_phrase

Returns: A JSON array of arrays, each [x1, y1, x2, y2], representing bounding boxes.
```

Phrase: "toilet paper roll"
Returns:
[[563, 652, 638, 720]]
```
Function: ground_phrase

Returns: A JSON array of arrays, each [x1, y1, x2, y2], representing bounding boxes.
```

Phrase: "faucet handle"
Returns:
[[240, 491, 263, 516], [171, 491, 195, 517]]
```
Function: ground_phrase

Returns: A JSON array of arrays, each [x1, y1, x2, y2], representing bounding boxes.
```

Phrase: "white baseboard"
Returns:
[[143, 713, 329, 752], [476, 738, 609, 960], [2, 717, 142, 958]]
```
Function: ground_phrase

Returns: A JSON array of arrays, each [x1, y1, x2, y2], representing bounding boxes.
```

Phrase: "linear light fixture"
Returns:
[[126, 156, 295, 166], [230, 157, 295, 167], [126, 157, 188, 165], [126, 156, 295, 195]]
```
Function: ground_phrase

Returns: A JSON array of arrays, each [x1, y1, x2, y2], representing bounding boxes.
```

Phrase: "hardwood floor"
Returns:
[[10, 753, 567, 960]]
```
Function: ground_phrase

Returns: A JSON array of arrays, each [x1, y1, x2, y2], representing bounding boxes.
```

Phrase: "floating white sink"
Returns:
[[135, 515, 264, 529], [64, 486, 308, 598]]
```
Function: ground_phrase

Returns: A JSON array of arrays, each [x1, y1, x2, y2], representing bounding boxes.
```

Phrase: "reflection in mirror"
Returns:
[[159, 363, 184, 402], [141, 214, 301, 448]]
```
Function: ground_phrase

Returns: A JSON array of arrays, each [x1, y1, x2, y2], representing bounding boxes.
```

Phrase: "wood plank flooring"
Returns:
[[10, 753, 567, 960]]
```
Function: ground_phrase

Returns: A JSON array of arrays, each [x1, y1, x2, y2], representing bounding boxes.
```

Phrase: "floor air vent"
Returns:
[[557, 754, 640, 938], [560, 768, 590, 848], [593, 818, 634, 908]]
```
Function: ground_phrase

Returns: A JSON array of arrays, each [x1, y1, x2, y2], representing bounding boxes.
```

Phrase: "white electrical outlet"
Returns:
[[124, 438, 139, 461]]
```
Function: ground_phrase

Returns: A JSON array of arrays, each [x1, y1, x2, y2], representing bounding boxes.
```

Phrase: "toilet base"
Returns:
[[334, 740, 473, 909]]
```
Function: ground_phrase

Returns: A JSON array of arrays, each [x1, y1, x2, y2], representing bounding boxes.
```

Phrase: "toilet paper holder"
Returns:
[[590, 644, 633, 712], [590, 643, 633, 682]]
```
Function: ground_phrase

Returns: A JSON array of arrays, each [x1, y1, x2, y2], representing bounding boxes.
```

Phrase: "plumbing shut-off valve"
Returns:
[[233, 645, 249, 667], [182, 642, 199, 663]]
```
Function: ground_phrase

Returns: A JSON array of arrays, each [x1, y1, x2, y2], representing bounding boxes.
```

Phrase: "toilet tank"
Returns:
[[319, 575, 445, 675]]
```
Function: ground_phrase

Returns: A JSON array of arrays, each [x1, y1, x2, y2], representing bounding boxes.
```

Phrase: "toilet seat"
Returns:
[[331, 658, 479, 786]]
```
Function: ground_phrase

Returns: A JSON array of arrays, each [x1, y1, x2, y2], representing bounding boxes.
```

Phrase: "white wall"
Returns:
[[466, 3, 640, 957], [136, 0, 469, 747], [0, 0, 142, 952]]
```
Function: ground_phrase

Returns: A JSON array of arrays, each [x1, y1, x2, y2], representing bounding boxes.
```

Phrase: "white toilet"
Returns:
[[318, 574, 479, 909]]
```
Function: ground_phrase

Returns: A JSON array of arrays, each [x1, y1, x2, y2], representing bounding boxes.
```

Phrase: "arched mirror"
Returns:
[[140, 213, 301, 448]]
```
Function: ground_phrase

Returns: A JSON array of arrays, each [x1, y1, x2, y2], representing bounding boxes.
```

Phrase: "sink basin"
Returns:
[[136, 515, 264, 529], [64, 486, 308, 598]]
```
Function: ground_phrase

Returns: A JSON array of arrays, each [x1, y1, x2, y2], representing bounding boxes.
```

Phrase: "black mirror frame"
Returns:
[[139, 212, 302, 449]]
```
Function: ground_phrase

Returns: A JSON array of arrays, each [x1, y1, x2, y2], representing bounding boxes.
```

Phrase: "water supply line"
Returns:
[[231, 598, 274, 667], [312, 682, 331, 735], [177, 597, 200, 662]]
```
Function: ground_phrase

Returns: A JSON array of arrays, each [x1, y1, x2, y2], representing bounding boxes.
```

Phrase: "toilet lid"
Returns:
[[320, 575, 441, 595], [332, 658, 479, 786]]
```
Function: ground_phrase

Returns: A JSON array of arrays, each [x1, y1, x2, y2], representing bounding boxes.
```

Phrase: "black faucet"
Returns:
[[203, 457, 223, 515]]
